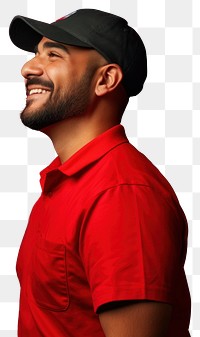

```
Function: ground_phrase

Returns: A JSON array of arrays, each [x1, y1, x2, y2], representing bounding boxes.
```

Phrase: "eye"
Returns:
[[48, 51, 60, 58]]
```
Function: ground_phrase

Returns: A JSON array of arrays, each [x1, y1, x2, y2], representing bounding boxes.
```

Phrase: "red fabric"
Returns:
[[17, 124, 191, 336]]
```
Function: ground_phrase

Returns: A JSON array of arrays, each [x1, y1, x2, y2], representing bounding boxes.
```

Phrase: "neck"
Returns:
[[41, 112, 120, 164]]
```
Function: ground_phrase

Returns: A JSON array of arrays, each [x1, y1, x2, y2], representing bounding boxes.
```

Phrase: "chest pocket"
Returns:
[[31, 237, 69, 311]]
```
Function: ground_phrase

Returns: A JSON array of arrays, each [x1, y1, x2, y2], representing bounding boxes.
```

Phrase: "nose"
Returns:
[[21, 56, 44, 79]]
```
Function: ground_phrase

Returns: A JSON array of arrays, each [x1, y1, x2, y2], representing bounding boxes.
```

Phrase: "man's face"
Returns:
[[21, 37, 102, 131]]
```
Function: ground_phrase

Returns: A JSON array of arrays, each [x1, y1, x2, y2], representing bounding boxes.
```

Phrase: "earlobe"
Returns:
[[95, 64, 123, 97]]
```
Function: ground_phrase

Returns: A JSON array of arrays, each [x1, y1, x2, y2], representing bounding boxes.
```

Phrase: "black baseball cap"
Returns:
[[9, 8, 147, 97]]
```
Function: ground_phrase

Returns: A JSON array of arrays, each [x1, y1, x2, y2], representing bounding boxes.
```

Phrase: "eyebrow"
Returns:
[[34, 41, 70, 54]]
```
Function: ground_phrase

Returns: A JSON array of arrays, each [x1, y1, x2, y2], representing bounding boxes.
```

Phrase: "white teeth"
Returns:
[[29, 88, 48, 95]]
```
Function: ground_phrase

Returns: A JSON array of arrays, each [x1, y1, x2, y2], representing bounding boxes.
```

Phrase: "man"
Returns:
[[9, 8, 191, 337]]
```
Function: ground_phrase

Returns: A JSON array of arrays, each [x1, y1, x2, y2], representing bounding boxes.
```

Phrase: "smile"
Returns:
[[28, 88, 50, 96]]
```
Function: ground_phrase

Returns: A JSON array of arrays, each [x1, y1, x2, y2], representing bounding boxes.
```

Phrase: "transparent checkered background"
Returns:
[[0, 0, 199, 336]]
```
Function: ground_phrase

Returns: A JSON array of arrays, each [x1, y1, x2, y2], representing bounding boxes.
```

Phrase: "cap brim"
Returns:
[[9, 15, 91, 53]]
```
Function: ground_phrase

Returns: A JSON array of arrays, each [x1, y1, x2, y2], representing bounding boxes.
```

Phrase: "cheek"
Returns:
[[47, 64, 76, 90]]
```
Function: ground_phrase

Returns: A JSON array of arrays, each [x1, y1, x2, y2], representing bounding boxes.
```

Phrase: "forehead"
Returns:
[[36, 37, 108, 63], [36, 37, 90, 53], [34, 37, 68, 53]]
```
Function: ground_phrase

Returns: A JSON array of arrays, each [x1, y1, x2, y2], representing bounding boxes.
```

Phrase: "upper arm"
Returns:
[[80, 185, 181, 312], [99, 301, 172, 337]]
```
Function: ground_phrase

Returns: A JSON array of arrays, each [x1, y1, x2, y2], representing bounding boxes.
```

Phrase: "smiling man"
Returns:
[[9, 8, 191, 337]]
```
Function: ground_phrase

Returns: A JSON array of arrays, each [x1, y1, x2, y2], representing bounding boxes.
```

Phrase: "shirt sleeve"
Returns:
[[79, 184, 185, 313]]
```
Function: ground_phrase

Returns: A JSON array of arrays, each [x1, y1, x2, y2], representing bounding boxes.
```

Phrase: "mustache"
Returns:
[[26, 77, 54, 90]]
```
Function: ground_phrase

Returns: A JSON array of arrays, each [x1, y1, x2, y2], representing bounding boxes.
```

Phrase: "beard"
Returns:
[[20, 66, 97, 131]]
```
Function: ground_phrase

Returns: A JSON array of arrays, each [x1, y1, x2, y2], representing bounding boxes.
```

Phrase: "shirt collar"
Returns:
[[40, 124, 129, 191]]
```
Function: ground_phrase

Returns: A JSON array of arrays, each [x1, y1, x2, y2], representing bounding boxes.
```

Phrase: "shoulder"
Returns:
[[82, 141, 185, 223], [93, 141, 174, 196]]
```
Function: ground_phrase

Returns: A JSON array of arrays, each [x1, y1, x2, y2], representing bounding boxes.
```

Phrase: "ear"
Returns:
[[95, 64, 123, 97]]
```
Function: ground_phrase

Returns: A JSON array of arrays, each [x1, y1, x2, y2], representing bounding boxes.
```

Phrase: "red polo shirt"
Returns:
[[17, 124, 191, 337]]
